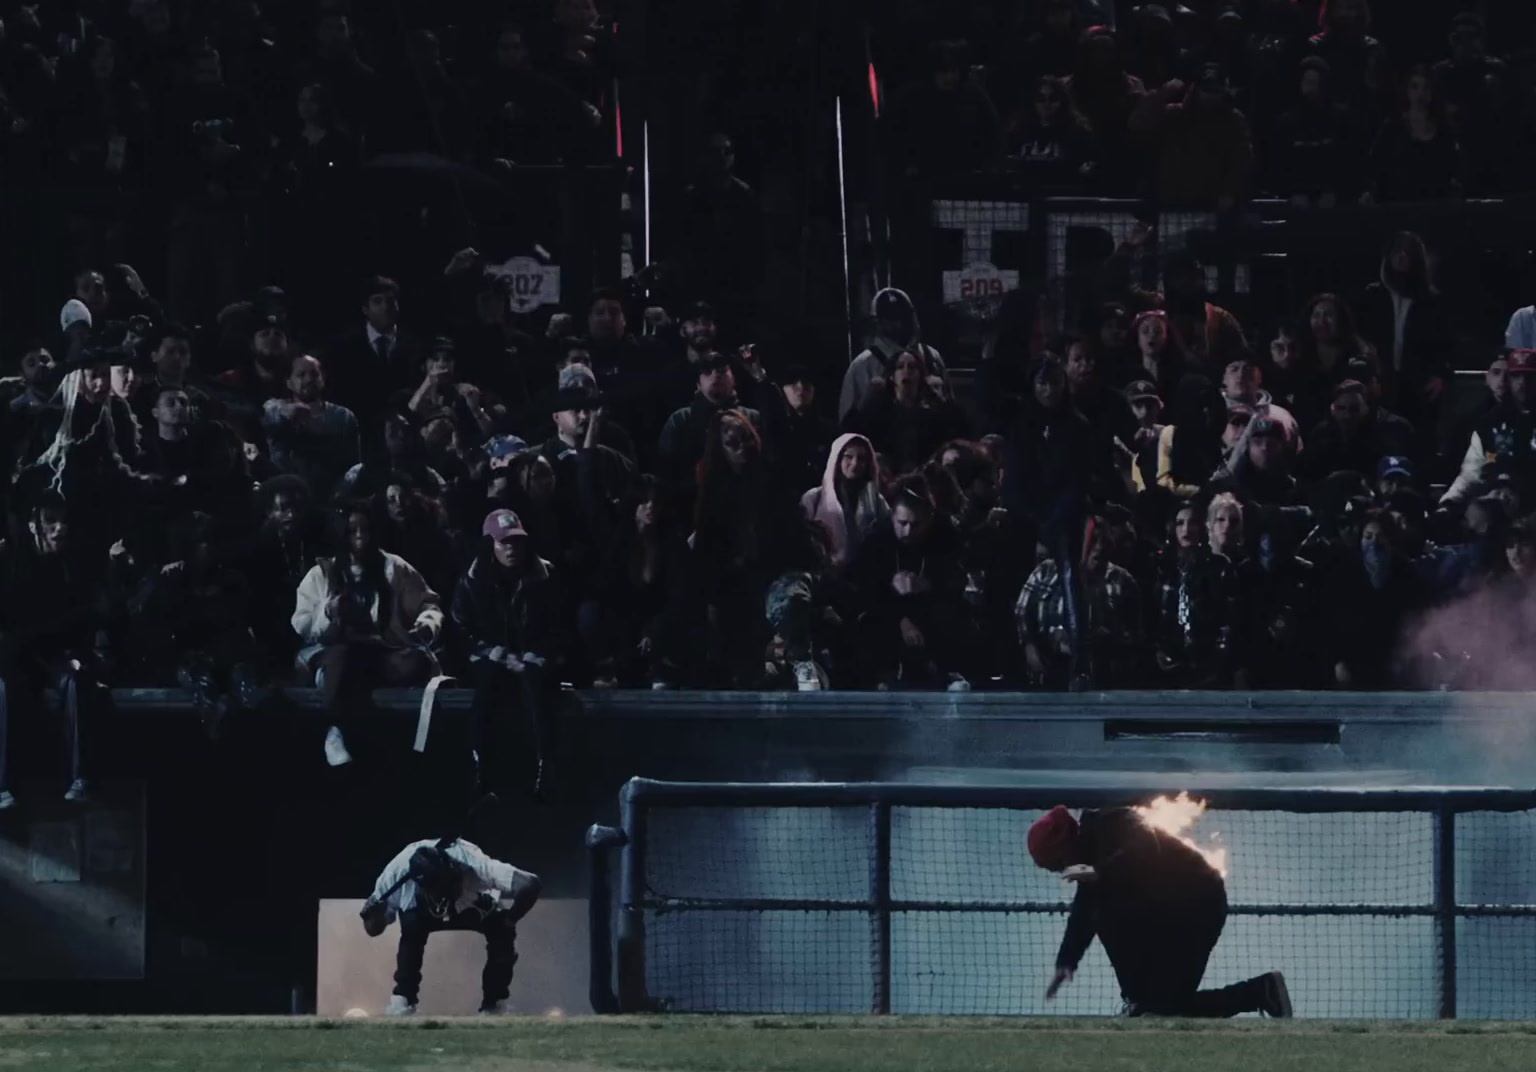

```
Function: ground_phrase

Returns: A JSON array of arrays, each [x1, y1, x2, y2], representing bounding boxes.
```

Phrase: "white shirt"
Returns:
[[366, 839, 532, 926], [366, 323, 398, 358], [1506, 306, 1536, 352]]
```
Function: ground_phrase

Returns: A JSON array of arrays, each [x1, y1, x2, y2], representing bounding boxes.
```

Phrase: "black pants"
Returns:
[[0, 650, 100, 791], [1097, 894, 1268, 1017], [393, 906, 518, 1008], [311, 642, 435, 757], [468, 660, 551, 799]]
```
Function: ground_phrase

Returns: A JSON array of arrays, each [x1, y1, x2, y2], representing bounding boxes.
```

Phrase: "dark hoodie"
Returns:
[[1132, 74, 1254, 207], [839, 288, 950, 422]]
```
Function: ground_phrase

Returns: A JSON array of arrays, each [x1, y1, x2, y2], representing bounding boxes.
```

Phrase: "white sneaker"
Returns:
[[478, 1001, 508, 1015], [324, 726, 352, 767], [0, 790, 15, 810], [384, 995, 416, 1016], [946, 675, 972, 693], [793, 661, 824, 692], [64, 779, 89, 802]]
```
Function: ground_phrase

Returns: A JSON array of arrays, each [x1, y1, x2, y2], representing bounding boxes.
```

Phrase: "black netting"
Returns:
[[633, 798, 1534, 1017]]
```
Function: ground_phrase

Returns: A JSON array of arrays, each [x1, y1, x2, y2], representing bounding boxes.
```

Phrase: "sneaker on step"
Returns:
[[946, 674, 972, 693], [384, 995, 417, 1016], [64, 779, 89, 803], [1259, 971, 1292, 1018], [478, 1000, 509, 1015], [793, 660, 824, 692], [0, 789, 15, 810], [323, 726, 352, 767]]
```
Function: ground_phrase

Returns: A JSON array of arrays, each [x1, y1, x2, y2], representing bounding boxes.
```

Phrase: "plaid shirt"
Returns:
[[1015, 557, 1143, 659]]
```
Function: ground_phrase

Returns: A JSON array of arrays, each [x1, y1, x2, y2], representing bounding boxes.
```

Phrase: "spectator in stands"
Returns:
[[452, 509, 562, 798], [403, 339, 495, 443], [845, 349, 969, 476], [1157, 375, 1228, 500], [9, 344, 58, 417], [840, 288, 950, 422], [1131, 64, 1254, 210], [1064, 334, 1137, 457], [1213, 415, 1304, 509], [138, 386, 244, 519], [477, 22, 590, 167], [146, 323, 196, 397], [678, 135, 766, 328], [849, 478, 972, 690], [1124, 380, 1166, 493], [1443, 350, 1536, 510], [374, 478, 457, 606], [1306, 0, 1388, 117], [802, 434, 889, 569], [1207, 492, 1246, 560], [0, 493, 111, 807], [216, 308, 295, 441], [1007, 76, 1097, 188], [887, 40, 1001, 178], [658, 354, 761, 498], [1445, 355, 1507, 482], [1002, 357, 1117, 551], [774, 365, 837, 499], [236, 476, 322, 686], [1300, 293, 1375, 379], [291, 505, 443, 768], [1157, 250, 1250, 369], [1299, 380, 1415, 482], [1128, 310, 1189, 400], [326, 277, 424, 426], [1358, 232, 1453, 414], [262, 355, 361, 501], [1366, 65, 1465, 203], [1325, 509, 1420, 688], [1221, 356, 1298, 445], [1065, 26, 1146, 173], [1152, 499, 1240, 686], [683, 412, 809, 686], [1271, 57, 1366, 205], [1432, 13, 1506, 192], [1017, 513, 1143, 690], [1241, 513, 1323, 688]]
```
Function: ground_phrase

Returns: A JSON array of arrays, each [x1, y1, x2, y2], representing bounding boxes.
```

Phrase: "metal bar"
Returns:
[[640, 897, 1463, 917], [621, 778, 1536, 814], [616, 782, 650, 1011], [1436, 805, 1458, 1019], [870, 803, 891, 1014], [584, 824, 627, 1014]]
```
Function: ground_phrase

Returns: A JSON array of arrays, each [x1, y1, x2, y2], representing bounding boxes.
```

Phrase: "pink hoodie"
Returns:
[[800, 433, 890, 567]]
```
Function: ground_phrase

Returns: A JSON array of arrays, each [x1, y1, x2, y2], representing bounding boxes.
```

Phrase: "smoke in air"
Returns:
[[1134, 792, 1229, 878]]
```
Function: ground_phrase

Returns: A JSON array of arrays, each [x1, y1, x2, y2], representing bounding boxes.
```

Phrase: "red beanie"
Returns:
[[1027, 805, 1080, 871]]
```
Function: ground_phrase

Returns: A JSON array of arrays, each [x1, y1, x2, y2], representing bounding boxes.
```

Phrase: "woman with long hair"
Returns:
[[1357, 231, 1454, 413], [801, 433, 889, 569], [1299, 293, 1375, 379], [1366, 65, 1464, 203], [1009, 75, 1098, 187], [845, 349, 970, 477], [686, 411, 812, 685], [1127, 310, 1193, 399], [291, 505, 443, 767]]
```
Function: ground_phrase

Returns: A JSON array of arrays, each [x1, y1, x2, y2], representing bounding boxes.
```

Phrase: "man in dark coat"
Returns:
[[1027, 803, 1292, 1018]]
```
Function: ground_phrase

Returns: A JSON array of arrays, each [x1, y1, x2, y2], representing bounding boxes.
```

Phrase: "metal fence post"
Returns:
[[585, 824, 627, 1014], [870, 801, 892, 1014], [617, 780, 651, 1011], [1434, 804, 1457, 1019]]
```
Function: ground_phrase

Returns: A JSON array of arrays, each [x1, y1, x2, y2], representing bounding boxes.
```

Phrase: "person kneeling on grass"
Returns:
[[1027, 804, 1292, 1018], [361, 840, 541, 1016]]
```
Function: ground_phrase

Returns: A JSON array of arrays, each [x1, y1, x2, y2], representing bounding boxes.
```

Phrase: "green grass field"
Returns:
[[5, 1016, 1536, 1072]]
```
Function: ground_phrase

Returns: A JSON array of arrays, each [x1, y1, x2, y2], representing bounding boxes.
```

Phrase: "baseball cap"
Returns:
[[1378, 455, 1414, 480], [1124, 379, 1161, 404], [682, 300, 715, 322], [484, 434, 528, 460], [1508, 349, 1536, 375], [695, 351, 732, 373], [482, 509, 528, 540], [60, 299, 93, 333]]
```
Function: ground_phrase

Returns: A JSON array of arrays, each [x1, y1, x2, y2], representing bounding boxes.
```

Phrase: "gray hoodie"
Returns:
[[838, 287, 949, 421]]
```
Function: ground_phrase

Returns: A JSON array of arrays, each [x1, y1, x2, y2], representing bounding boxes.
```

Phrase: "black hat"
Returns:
[[779, 363, 815, 386], [695, 351, 732, 373], [682, 300, 715, 323], [251, 308, 288, 335], [1124, 379, 1162, 404], [429, 336, 456, 355]]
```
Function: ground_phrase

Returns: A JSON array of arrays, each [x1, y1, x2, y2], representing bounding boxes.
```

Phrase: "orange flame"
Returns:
[[1133, 792, 1229, 878]]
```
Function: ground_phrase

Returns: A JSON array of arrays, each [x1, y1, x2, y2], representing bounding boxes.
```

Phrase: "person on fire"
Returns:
[[1027, 803, 1292, 1018], [360, 840, 542, 1015]]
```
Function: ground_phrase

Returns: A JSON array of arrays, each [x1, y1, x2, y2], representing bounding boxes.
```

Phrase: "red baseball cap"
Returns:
[[1027, 805, 1080, 871], [482, 509, 527, 540]]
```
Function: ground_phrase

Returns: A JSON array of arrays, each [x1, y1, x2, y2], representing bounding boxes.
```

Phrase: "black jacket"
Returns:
[[1152, 547, 1240, 674], [1057, 807, 1226, 972], [450, 553, 563, 665]]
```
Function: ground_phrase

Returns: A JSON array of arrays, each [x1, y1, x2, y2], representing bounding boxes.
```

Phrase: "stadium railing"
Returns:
[[588, 778, 1536, 1019]]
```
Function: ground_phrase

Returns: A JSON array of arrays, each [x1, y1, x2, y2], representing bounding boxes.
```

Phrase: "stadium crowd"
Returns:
[[3, 0, 1536, 804]]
